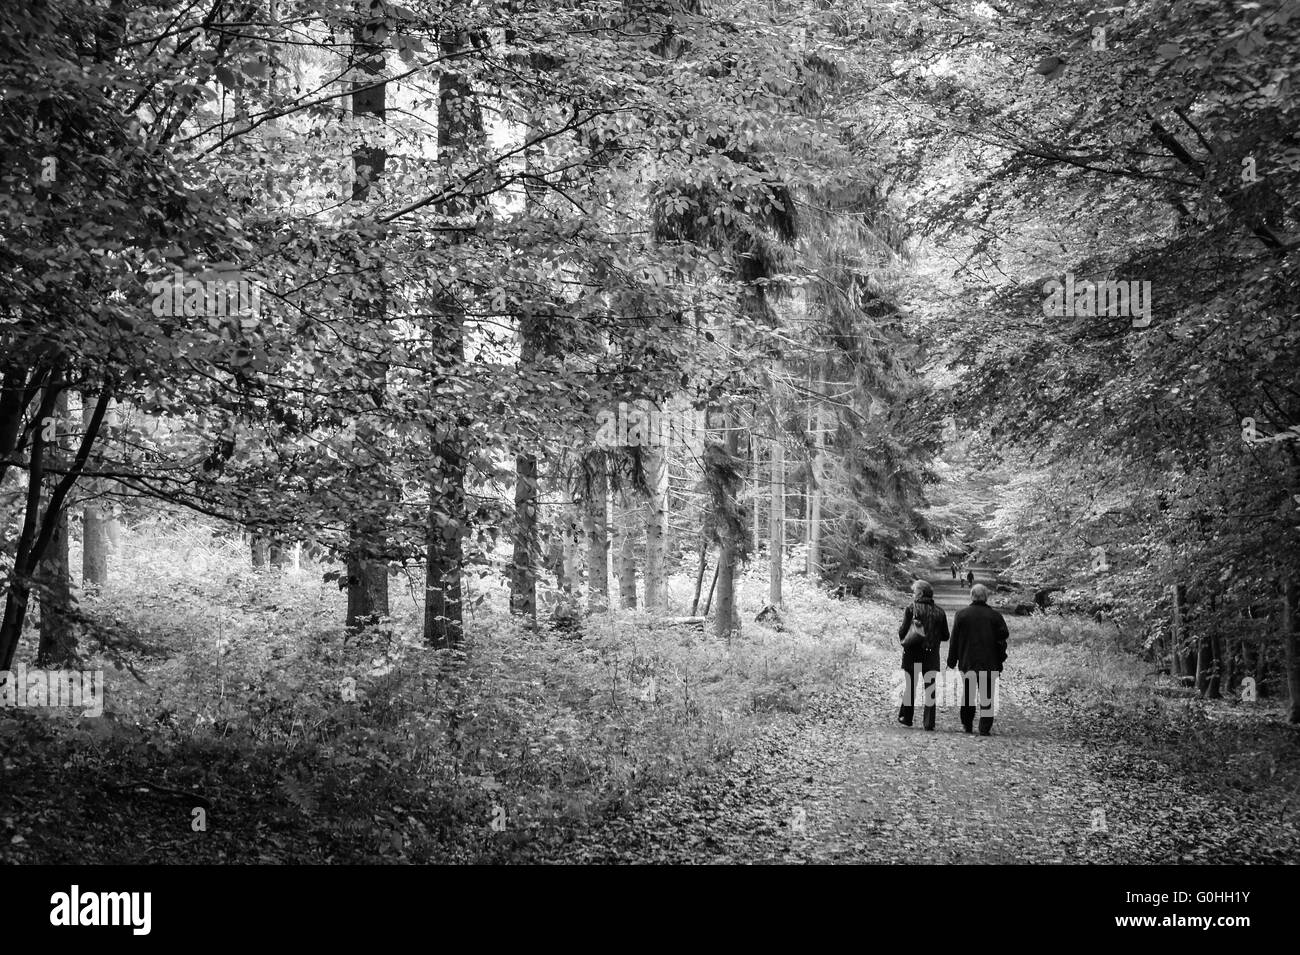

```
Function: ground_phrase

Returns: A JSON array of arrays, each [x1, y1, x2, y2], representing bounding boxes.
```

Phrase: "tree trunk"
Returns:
[[510, 449, 538, 621], [347, 552, 389, 630], [1195, 630, 1209, 694], [643, 444, 668, 611], [1284, 578, 1300, 723], [82, 503, 110, 589], [80, 396, 112, 591], [703, 551, 720, 617], [615, 486, 638, 609], [1240, 635, 1252, 684], [423, 323, 467, 648], [807, 371, 824, 579], [583, 453, 609, 611], [251, 534, 270, 569], [36, 507, 75, 667], [37, 392, 75, 667], [1222, 634, 1236, 696], [346, 0, 391, 631], [690, 544, 708, 616], [768, 432, 784, 606], [558, 504, 582, 596], [508, 146, 542, 617], [1204, 595, 1222, 698], [1171, 583, 1189, 679], [711, 406, 743, 638], [751, 434, 761, 556], [423, 19, 485, 648], [423, 441, 463, 649]]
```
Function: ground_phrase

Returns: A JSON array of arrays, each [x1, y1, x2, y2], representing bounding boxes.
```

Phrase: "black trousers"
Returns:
[[899, 652, 939, 729], [958, 669, 999, 734]]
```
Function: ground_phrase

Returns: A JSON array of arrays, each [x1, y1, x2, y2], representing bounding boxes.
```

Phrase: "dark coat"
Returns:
[[947, 601, 1009, 672], [898, 597, 949, 671]]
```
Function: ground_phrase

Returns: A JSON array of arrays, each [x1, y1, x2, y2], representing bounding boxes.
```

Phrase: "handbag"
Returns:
[[902, 605, 930, 653]]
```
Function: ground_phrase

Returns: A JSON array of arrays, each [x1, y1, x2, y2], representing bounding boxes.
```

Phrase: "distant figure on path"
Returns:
[[950, 562, 958, 579], [947, 584, 1009, 736], [965, 569, 975, 587], [897, 579, 949, 730]]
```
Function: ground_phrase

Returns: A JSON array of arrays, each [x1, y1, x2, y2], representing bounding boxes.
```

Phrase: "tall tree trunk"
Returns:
[[615, 486, 638, 609], [1222, 634, 1237, 696], [37, 392, 75, 667], [423, 428, 464, 648], [1284, 578, 1300, 723], [423, 19, 486, 648], [80, 395, 113, 591], [558, 504, 582, 596], [1195, 630, 1209, 694], [346, 0, 391, 632], [751, 434, 761, 555], [807, 369, 824, 579], [583, 453, 609, 611], [1171, 583, 1189, 679], [509, 120, 543, 620], [643, 444, 668, 611], [711, 404, 743, 638], [768, 432, 784, 606], [36, 508, 74, 667], [510, 447, 538, 621], [1202, 594, 1222, 698], [424, 306, 468, 647]]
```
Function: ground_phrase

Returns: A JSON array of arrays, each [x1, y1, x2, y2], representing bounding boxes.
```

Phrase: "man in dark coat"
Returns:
[[897, 579, 949, 730], [946, 583, 1008, 736]]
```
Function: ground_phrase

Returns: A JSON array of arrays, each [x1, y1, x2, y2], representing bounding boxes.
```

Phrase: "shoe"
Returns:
[[922, 706, 936, 731], [962, 725, 973, 734]]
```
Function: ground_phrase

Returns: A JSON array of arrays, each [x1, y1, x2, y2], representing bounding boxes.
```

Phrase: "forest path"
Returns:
[[541, 617, 1299, 863], [926, 563, 996, 614]]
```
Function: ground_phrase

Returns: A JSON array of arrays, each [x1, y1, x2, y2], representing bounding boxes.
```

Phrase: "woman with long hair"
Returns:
[[897, 579, 950, 730]]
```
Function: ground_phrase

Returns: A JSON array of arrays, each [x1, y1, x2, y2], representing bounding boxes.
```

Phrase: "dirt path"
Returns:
[[542, 624, 1300, 864]]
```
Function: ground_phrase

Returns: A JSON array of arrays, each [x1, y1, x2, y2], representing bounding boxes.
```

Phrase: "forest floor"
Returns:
[[2, 531, 1299, 864], [527, 618, 1300, 864]]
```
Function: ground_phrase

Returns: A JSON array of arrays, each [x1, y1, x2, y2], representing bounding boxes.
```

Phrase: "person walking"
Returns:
[[896, 579, 949, 730], [947, 583, 1009, 736], [950, 561, 958, 580], [965, 568, 975, 587]]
